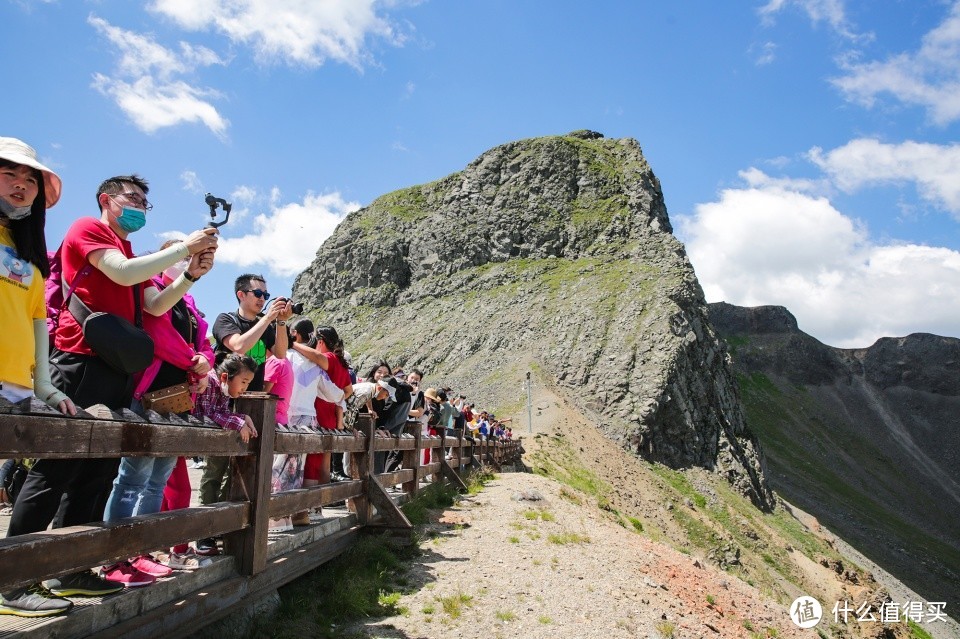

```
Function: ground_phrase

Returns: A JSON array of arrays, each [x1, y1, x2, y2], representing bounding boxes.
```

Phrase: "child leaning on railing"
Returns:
[[194, 353, 259, 442], [190, 353, 258, 557]]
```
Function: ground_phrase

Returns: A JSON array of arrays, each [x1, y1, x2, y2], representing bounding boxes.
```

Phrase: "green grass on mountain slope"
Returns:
[[737, 371, 960, 604], [529, 432, 848, 606], [319, 255, 671, 369]]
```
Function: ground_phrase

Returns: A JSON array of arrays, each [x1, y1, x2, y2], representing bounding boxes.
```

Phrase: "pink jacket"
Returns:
[[134, 275, 215, 399]]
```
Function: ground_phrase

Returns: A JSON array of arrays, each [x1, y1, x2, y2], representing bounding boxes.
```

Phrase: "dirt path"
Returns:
[[355, 471, 814, 639]]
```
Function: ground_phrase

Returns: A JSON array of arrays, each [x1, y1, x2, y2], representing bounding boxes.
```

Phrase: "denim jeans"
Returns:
[[104, 455, 178, 520]]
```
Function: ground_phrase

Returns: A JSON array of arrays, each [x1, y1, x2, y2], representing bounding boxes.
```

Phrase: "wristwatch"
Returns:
[[183, 271, 201, 282], [278, 321, 286, 326]]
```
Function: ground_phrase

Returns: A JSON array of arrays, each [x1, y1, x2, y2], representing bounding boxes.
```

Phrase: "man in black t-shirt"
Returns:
[[212, 273, 291, 392], [197, 273, 291, 555]]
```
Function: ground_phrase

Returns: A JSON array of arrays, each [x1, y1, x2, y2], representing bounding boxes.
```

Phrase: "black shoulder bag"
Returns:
[[67, 280, 155, 375]]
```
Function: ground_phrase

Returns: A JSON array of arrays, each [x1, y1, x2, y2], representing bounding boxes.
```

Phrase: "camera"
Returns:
[[275, 297, 304, 315]]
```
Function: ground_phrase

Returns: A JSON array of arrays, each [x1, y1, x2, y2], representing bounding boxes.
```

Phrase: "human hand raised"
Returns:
[[270, 297, 295, 321], [186, 249, 215, 279], [265, 299, 285, 322], [183, 227, 219, 255]]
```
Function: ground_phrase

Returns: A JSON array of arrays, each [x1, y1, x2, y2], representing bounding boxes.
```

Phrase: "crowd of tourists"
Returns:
[[0, 137, 514, 619]]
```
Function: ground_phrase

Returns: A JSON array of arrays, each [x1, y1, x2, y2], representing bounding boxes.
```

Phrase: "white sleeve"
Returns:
[[96, 243, 189, 286], [316, 369, 345, 403]]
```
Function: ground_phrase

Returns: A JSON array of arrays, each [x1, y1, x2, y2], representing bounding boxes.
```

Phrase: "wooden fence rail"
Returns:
[[0, 393, 523, 637]]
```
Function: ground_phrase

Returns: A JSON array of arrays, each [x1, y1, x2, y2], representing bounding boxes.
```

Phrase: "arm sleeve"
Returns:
[[316, 369, 345, 403], [193, 381, 246, 431], [143, 273, 194, 315], [217, 411, 247, 431], [32, 319, 70, 408], [97, 243, 189, 286]]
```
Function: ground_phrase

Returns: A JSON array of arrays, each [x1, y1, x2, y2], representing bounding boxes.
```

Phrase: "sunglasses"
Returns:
[[242, 289, 271, 300]]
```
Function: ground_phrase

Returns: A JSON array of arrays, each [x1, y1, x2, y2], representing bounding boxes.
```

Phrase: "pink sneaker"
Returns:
[[100, 562, 156, 588], [129, 555, 173, 577]]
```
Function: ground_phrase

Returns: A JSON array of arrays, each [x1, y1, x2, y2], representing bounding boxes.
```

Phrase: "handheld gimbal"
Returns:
[[205, 193, 232, 228]]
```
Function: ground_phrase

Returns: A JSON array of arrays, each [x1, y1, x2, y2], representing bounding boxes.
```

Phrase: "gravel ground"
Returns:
[[352, 471, 814, 639]]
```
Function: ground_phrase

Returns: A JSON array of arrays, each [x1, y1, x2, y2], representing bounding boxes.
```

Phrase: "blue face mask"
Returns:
[[117, 206, 146, 233]]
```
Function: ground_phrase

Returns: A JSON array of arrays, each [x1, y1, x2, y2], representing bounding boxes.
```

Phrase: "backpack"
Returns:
[[45, 245, 92, 335], [427, 402, 442, 428]]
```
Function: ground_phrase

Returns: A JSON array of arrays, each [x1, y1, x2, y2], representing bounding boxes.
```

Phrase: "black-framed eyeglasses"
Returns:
[[242, 289, 271, 300], [110, 192, 153, 211]]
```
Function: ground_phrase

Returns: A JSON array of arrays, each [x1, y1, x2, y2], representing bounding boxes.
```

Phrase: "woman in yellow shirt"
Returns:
[[0, 137, 74, 416], [0, 138, 78, 619]]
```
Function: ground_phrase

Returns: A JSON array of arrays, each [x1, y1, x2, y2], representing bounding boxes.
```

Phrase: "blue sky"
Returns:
[[5, 0, 960, 348]]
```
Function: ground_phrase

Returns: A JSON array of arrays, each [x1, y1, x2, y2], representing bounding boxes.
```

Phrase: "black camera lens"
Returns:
[[291, 302, 304, 314]]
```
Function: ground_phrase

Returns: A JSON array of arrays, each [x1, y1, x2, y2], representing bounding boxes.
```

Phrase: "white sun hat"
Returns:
[[0, 137, 62, 208]]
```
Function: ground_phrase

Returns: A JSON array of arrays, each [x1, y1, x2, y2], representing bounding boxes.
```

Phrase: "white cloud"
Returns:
[[758, 0, 867, 41], [148, 0, 407, 69], [180, 170, 205, 194], [10, 0, 56, 10], [231, 185, 258, 204], [678, 184, 960, 347], [89, 15, 228, 135], [739, 166, 830, 195], [92, 74, 229, 136], [809, 139, 960, 217], [213, 191, 360, 277], [751, 41, 777, 66], [832, 2, 960, 124]]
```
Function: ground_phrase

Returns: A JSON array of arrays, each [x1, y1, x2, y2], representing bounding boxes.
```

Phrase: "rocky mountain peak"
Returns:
[[293, 132, 774, 509], [294, 132, 672, 308]]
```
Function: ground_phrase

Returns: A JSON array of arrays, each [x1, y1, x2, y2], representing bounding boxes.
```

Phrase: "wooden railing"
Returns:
[[0, 394, 523, 637]]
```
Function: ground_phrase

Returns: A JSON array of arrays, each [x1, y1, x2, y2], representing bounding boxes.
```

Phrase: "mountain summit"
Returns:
[[293, 131, 773, 509]]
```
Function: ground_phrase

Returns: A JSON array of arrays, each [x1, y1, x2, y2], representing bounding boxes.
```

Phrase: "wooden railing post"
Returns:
[[403, 421, 420, 497], [439, 426, 447, 469], [225, 392, 276, 576], [350, 414, 375, 524], [467, 432, 480, 469]]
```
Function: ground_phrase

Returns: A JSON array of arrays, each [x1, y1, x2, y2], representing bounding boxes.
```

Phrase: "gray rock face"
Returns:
[[709, 301, 960, 604], [293, 132, 774, 509]]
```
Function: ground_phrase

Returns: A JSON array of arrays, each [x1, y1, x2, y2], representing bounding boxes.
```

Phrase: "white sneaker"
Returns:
[[269, 517, 294, 532], [166, 551, 212, 571]]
